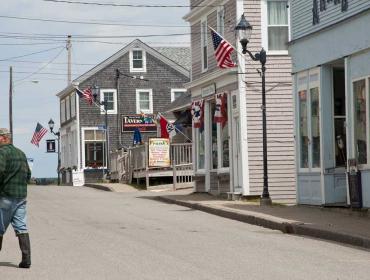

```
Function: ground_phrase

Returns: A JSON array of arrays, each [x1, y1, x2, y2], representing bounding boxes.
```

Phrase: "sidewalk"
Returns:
[[85, 183, 370, 250]]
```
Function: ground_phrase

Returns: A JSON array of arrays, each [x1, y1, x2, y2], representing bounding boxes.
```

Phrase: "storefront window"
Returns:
[[354, 79, 367, 164], [84, 129, 106, 168], [210, 101, 218, 169], [221, 97, 229, 168], [299, 90, 309, 168], [311, 87, 320, 168]]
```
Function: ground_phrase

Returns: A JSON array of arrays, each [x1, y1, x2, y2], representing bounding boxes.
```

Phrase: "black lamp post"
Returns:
[[236, 14, 272, 206], [92, 84, 110, 178], [48, 118, 61, 186]]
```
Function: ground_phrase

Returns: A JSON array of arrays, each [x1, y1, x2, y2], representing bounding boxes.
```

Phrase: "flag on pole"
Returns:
[[191, 100, 204, 128], [159, 116, 169, 138], [214, 93, 228, 128], [76, 87, 93, 105], [166, 122, 177, 139], [31, 122, 48, 147], [210, 27, 237, 69]]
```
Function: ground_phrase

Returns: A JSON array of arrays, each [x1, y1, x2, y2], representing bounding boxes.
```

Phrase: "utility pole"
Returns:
[[66, 35, 72, 84], [9, 66, 13, 144]]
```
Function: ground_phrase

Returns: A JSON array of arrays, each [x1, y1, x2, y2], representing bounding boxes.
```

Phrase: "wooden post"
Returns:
[[145, 143, 149, 189]]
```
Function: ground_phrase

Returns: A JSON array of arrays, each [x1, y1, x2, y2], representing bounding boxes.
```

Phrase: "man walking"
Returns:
[[0, 128, 32, 268]]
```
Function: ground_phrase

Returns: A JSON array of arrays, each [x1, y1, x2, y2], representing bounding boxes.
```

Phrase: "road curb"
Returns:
[[84, 184, 113, 192], [156, 196, 370, 250]]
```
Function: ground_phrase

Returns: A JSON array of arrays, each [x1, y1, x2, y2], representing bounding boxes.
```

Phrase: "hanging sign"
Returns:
[[148, 138, 171, 167], [121, 114, 157, 132], [46, 140, 56, 153]]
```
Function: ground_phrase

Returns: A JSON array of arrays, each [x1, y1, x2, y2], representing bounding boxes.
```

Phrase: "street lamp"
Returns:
[[92, 84, 110, 179], [48, 118, 61, 186], [236, 14, 272, 206]]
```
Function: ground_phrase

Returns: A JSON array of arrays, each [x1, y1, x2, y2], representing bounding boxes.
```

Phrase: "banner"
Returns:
[[121, 114, 157, 132], [148, 138, 171, 167]]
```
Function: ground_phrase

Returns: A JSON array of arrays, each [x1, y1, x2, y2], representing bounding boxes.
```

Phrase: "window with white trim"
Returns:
[[262, 0, 289, 53], [100, 89, 117, 114], [217, 6, 225, 36], [83, 129, 106, 168], [66, 95, 71, 120], [136, 89, 153, 114], [70, 92, 76, 118], [297, 68, 321, 170], [196, 128, 205, 170], [60, 99, 66, 123], [171, 89, 187, 102], [130, 49, 146, 73], [201, 18, 208, 71]]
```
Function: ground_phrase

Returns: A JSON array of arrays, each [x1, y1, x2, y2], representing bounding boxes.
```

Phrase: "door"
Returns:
[[332, 68, 347, 203]]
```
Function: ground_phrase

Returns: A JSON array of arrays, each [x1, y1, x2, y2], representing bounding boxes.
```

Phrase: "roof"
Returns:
[[165, 92, 192, 113], [154, 47, 191, 71], [56, 39, 190, 98]]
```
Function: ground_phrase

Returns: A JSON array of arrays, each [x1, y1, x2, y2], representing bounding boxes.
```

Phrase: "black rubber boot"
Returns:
[[17, 233, 31, 268], [0, 235, 3, 251]]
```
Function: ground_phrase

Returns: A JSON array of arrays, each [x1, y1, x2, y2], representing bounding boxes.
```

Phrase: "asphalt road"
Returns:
[[1, 185, 369, 280]]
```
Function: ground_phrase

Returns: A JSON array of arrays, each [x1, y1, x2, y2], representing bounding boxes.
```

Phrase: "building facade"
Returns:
[[289, 1, 370, 206], [184, 0, 295, 203], [56, 40, 190, 184]]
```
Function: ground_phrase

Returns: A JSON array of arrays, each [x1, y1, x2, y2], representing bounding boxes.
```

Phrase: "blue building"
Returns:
[[289, 1, 370, 206]]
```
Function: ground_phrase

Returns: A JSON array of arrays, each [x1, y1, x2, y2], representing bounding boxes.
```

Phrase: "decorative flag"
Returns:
[[159, 116, 169, 138], [214, 93, 228, 128], [210, 28, 237, 69], [166, 122, 177, 139], [76, 87, 93, 105], [31, 122, 48, 147], [191, 100, 204, 128]]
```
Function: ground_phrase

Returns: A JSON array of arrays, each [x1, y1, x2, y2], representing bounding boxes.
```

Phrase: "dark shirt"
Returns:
[[0, 144, 31, 198]]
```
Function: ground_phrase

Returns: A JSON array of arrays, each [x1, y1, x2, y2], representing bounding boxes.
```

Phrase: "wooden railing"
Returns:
[[110, 142, 193, 189]]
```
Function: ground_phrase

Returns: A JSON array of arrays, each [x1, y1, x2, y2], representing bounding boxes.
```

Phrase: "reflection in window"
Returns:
[[84, 129, 106, 168], [311, 87, 320, 168], [211, 102, 218, 169], [354, 79, 367, 164], [299, 90, 308, 168], [197, 128, 205, 170]]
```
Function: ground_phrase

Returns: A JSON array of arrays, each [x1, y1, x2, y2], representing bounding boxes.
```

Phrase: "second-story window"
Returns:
[[201, 18, 208, 71], [136, 89, 153, 114], [217, 6, 225, 36], [171, 89, 187, 102], [264, 0, 289, 52], [100, 89, 117, 114], [130, 49, 146, 72]]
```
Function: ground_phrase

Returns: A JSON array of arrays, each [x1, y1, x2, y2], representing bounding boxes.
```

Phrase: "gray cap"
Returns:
[[0, 128, 10, 136]]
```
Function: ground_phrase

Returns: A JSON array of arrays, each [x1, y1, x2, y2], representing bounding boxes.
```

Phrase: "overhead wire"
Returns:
[[0, 46, 64, 61], [42, 0, 220, 8]]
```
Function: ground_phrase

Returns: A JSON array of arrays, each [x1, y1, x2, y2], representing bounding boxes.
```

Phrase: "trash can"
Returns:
[[347, 170, 362, 208]]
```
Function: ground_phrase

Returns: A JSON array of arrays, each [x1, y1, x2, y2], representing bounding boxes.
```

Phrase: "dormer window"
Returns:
[[130, 49, 146, 72]]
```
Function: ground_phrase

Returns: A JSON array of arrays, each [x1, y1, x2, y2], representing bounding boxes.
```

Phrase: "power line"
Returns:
[[0, 46, 64, 61], [43, 0, 220, 8], [0, 15, 190, 28]]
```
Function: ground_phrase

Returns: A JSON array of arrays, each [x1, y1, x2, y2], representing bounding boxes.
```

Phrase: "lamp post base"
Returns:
[[260, 196, 272, 206]]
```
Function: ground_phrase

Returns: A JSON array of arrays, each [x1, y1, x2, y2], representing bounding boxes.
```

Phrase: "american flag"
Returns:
[[76, 87, 93, 105], [31, 122, 48, 147], [210, 28, 237, 69]]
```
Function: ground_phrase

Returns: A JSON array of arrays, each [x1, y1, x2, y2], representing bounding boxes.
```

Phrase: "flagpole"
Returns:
[[158, 112, 192, 142]]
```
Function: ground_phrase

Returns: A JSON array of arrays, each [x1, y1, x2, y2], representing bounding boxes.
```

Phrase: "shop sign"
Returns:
[[148, 138, 171, 167], [72, 170, 85, 187], [201, 83, 216, 98], [122, 114, 157, 132], [313, 0, 348, 25], [46, 139, 56, 153]]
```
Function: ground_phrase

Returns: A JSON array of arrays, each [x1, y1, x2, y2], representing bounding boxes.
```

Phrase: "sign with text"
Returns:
[[122, 114, 157, 132], [148, 138, 171, 167], [46, 140, 56, 153]]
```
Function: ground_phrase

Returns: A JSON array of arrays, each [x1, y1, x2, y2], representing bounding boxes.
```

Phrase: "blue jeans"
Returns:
[[0, 197, 28, 235]]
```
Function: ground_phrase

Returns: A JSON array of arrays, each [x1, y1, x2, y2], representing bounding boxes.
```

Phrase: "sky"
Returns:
[[0, 0, 190, 178]]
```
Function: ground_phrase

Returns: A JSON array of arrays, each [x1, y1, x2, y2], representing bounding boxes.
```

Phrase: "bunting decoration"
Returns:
[[214, 93, 228, 128], [191, 100, 204, 128]]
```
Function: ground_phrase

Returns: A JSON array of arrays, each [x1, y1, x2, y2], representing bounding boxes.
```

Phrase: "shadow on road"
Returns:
[[0, 262, 18, 268]]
